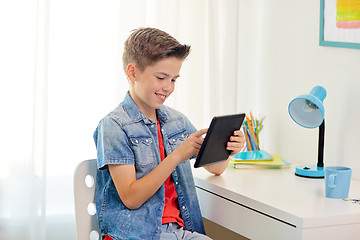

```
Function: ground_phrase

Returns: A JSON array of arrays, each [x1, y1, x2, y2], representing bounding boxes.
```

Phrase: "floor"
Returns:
[[203, 218, 250, 240]]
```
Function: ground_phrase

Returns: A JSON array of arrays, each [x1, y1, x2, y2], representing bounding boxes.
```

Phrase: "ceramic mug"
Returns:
[[325, 166, 352, 199]]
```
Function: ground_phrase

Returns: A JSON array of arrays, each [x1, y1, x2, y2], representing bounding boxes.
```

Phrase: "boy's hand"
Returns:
[[203, 130, 245, 175], [172, 128, 208, 162], [227, 130, 246, 156]]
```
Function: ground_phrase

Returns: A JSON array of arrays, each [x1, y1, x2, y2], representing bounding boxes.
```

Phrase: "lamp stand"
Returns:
[[295, 119, 325, 178]]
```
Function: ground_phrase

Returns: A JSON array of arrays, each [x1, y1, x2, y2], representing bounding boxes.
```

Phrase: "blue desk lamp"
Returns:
[[288, 86, 327, 178]]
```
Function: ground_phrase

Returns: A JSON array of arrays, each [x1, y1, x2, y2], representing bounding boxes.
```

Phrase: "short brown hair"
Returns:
[[122, 27, 191, 72]]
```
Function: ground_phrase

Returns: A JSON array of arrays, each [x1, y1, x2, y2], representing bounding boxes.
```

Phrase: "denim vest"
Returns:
[[93, 92, 205, 240]]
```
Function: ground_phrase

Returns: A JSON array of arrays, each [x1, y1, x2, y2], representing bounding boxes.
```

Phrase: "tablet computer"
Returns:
[[194, 113, 245, 168]]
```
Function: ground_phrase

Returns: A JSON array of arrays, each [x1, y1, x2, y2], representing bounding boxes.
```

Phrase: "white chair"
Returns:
[[74, 159, 101, 240]]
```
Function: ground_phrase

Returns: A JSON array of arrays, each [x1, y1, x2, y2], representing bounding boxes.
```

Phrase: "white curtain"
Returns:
[[0, 0, 243, 239]]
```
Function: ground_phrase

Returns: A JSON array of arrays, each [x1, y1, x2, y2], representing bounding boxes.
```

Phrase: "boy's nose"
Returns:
[[162, 81, 173, 92]]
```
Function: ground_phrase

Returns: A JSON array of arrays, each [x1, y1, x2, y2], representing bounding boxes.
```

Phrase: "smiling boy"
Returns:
[[93, 27, 245, 240]]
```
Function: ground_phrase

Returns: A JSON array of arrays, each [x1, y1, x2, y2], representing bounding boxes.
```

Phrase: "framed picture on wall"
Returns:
[[320, 0, 360, 49]]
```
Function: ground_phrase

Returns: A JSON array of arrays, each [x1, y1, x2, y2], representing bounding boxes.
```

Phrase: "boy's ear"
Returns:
[[126, 63, 136, 82]]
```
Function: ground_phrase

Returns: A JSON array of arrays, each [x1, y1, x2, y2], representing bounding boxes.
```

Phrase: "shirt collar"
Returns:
[[122, 91, 169, 124]]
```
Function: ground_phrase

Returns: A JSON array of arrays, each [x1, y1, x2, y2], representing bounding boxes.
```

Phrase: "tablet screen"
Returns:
[[194, 113, 245, 168]]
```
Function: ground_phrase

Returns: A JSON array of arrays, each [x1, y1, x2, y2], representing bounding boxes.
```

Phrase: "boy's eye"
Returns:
[[156, 76, 165, 80], [171, 79, 177, 82]]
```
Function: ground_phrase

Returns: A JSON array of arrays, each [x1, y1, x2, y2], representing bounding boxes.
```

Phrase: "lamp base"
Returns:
[[295, 165, 324, 178]]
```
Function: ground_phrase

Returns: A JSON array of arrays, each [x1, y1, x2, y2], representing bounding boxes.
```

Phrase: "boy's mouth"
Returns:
[[155, 93, 166, 102]]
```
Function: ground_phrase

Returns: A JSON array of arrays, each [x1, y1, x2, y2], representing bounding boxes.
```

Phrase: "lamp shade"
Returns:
[[288, 86, 326, 128]]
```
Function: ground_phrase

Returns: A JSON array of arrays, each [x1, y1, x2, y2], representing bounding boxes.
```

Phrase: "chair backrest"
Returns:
[[74, 159, 101, 240]]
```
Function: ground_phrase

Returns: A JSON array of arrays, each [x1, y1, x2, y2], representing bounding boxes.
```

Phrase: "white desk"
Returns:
[[192, 163, 360, 240]]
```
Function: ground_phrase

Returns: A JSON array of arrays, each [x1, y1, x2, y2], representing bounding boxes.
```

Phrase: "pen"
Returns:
[[248, 120, 259, 149], [243, 123, 252, 151]]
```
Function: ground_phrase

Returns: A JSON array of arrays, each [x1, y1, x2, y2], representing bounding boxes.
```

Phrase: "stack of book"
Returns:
[[230, 150, 291, 169]]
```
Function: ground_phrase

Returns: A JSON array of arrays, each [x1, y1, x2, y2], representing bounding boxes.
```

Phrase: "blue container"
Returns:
[[325, 166, 352, 199]]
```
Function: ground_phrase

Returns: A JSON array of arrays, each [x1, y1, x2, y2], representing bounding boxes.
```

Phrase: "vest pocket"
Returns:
[[130, 137, 155, 167], [168, 129, 188, 151]]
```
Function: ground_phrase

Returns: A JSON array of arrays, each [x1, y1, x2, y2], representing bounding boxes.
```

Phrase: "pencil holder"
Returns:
[[243, 113, 264, 152]]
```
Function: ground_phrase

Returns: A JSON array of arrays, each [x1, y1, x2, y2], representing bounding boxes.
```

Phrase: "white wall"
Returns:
[[237, 0, 360, 180]]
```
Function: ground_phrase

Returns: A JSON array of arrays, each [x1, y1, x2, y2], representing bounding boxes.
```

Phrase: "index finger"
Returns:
[[233, 130, 243, 136], [192, 128, 208, 138]]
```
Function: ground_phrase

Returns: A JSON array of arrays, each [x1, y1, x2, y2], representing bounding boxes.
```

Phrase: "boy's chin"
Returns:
[[155, 103, 164, 109]]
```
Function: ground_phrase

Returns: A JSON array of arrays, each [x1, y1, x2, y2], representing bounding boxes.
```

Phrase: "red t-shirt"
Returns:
[[157, 121, 185, 228]]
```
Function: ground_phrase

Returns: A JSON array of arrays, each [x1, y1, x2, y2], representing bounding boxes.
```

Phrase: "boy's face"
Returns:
[[129, 57, 183, 119]]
